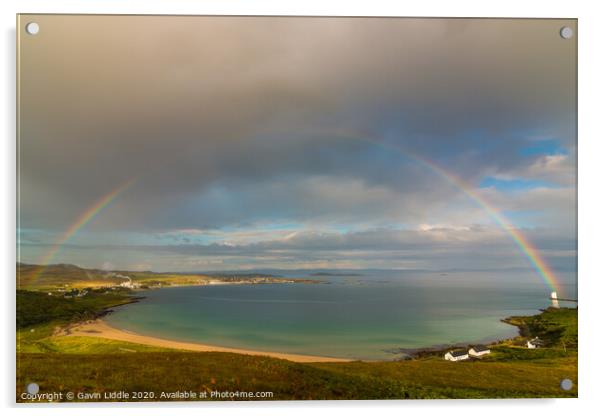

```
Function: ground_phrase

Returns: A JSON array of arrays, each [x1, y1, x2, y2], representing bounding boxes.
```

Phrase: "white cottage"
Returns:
[[468, 345, 491, 357], [444, 350, 469, 361], [527, 337, 545, 349]]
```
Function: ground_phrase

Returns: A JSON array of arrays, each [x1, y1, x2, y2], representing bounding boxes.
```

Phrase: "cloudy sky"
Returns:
[[18, 16, 576, 281]]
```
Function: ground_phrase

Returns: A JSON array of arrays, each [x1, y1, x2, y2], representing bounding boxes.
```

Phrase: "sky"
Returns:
[[18, 16, 576, 283]]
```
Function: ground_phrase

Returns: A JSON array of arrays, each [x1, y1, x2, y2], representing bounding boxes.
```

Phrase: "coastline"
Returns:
[[64, 319, 352, 363], [61, 313, 520, 363], [57, 289, 536, 363], [50, 283, 567, 363]]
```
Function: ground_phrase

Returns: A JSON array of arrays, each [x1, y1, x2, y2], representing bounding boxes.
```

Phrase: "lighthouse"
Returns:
[[550, 291, 560, 309]]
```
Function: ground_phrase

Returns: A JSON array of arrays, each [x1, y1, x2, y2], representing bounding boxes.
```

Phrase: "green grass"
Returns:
[[17, 289, 134, 329], [18, 334, 175, 354], [313, 355, 577, 398], [16, 289, 138, 353], [17, 350, 577, 401], [485, 345, 575, 362], [503, 307, 578, 349], [39, 336, 175, 353]]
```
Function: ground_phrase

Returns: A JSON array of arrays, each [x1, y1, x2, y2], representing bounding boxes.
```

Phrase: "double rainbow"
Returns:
[[30, 138, 561, 295]]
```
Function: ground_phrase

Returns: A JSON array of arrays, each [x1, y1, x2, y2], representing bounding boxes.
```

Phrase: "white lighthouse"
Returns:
[[550, 291, 559, 308]]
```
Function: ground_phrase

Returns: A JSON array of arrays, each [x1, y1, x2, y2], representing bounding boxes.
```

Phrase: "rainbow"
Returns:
[[347, 136, 562, 295], [30, 178, 136, 281], [28, 136, 561, 295], [412, 153, 561, 294]]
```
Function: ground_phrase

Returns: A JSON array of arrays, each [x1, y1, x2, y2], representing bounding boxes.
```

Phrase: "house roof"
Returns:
[[471, 345, 490, 352], [448, 350, 468, 357], [529, 338, 545, 345]]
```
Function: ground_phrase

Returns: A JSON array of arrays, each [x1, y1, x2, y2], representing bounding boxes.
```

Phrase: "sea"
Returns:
[[105, 270, 577, 360]]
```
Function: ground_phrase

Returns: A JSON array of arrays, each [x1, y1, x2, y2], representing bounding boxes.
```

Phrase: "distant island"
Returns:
[[309, 272, 364, 277]]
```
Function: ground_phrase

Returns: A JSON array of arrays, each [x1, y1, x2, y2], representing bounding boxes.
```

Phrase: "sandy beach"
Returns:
[[64, 319, 351, 363]]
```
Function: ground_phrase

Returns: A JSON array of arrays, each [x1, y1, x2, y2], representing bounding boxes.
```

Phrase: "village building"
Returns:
[[527, 337, 545, 349], [468, 345, 491, 357], [119, 280, 141, 289], [444, 350, 469, 361]]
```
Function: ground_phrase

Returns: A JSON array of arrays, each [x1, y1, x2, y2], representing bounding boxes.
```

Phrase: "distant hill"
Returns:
[[17, 263, 316, 290], [17, 263, 133, 290]]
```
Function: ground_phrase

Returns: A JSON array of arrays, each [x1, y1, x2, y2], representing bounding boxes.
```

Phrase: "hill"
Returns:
[[17, 262, 316, 291]]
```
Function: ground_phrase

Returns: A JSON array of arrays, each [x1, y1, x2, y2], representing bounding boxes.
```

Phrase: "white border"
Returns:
[[2, 1, 601, 415]]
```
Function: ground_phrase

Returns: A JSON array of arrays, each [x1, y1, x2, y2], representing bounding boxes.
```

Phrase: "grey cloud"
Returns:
[[19, 16, 576, 233]]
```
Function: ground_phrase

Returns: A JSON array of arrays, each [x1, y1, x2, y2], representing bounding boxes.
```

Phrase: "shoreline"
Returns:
[[56, 287, 570, 363], [64, 319, 352, 363], [58, 294, 541, 363], [62, 313, 520, 363]]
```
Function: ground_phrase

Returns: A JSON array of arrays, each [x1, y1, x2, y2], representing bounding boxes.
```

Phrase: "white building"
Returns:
[[550, 291, 560, 309], [527, 337, 545, 349], [444, 350, 469, 361], [119, 280, 140, 289], [468, 345, 491, 357]]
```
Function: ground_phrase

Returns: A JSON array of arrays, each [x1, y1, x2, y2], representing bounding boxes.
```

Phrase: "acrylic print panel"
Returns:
[[16, 15, 577, 402]]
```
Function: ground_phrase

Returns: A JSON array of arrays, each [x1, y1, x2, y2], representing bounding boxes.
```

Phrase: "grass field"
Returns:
[[18, 349, 576, 401], [17, 289, 134, 330], [16, 286, 578, 402]]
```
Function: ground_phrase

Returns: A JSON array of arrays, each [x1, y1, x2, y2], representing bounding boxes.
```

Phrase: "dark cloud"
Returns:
[[18, 16, 576, 272]]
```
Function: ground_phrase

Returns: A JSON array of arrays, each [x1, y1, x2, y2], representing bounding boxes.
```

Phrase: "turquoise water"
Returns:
[[106, 271, 577, 360]]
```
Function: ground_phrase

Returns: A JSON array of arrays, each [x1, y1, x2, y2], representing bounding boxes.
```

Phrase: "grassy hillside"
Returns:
[[17, 350, 576, 401], [17, 289, 133, 329], [503, 307, 578, 349], [17, 263, 314, 291], [18, 263, 128, 290]]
